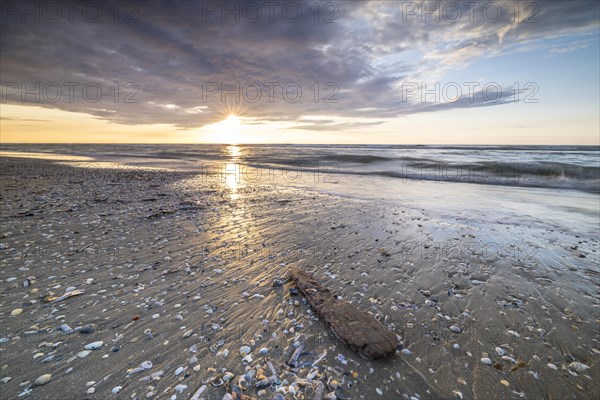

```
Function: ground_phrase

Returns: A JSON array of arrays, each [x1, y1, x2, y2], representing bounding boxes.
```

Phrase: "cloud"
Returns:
[[0, 117, 49, 122], [0, 0, 597, 130]]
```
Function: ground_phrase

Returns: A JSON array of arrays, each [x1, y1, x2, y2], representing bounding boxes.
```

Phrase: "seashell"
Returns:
[[240, 345, 251, 356], [211, 378, 224, 387], [242, 354, 253, 364], [452, 390, 463, 399], [272, 278, 284, 287], [79, 324, 95, 334], [144, 329, 153, 338], [495, 347, 505, 356], [501, 356, 515, 363], [77, 350, 91, 358], [568, 362, 590, 372], [528, 370, 539, 380], [11, 309, 23, 316], [481, 357, 492, 365], [175, 366, 184, 375], [150, 371, 164, 380], [238, 377, 248, 390], [259, 347, 269, 355], [500, 380, 510, 387], [84, 341, 103, 350], [34, 374, 52, 386], [182, 329, 193, 338], [336, 354, 348, 364], [223, 372, 234, 382], [112, 386, 122, 393], [401, 349, 411, 355], [141, 361, 153, 369], [507, 330, 520, 338], [175, 384, 188, 393], [86, 387, 95, 394], [450, 325, 462, 333], [547, 363, 558, 370], [59, 324, 73, 334]]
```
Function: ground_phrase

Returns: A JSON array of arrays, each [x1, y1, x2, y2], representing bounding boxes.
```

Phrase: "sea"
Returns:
[[1, 144, 598, 192]]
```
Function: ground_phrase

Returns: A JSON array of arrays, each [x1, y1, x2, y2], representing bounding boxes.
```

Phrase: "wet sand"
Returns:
[[0, 156, 598, 400]]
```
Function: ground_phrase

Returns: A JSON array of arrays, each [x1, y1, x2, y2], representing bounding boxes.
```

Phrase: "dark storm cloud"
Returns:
[[0, 0, 598, 130]]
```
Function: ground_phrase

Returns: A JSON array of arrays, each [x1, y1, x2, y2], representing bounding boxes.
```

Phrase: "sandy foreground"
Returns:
[[0, 156, 598, 400]]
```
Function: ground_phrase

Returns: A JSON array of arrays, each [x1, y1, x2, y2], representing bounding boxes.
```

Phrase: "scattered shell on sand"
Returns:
[[568, 362, 590, 373], [84, 341, 103, 350], [77, 350, 91, 358], [481, 357, 493, 365], [500, 380, 510, 387], [547, 363, 558, 370], [34, 374, 52, 386], [450, 325, 462, 333], [10, 309, 23, 316], [240, 345, 251, 356]]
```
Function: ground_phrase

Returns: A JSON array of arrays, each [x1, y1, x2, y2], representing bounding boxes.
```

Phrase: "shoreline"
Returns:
[[1, 156, 598, 400]]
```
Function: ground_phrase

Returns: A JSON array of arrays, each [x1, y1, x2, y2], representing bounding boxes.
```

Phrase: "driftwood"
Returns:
[[289, 267, 397, 360]]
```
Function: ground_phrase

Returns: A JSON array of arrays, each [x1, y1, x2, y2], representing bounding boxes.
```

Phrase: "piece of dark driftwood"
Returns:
[[289, 266, 397, 360]]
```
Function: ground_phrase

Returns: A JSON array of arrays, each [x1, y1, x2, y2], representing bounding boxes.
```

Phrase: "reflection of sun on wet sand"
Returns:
[[0, 151, 94, 161], [0, 154, 598, 400]]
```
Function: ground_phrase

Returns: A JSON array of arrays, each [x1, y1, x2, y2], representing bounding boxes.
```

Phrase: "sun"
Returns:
[[222, 115, 241, 127], [204, 114, 245, 144]]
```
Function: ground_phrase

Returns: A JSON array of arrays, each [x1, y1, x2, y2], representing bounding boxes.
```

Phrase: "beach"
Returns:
[[1, 148, 599, 400]]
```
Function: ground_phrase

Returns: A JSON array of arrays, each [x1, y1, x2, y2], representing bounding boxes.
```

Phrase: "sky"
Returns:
[[0, 0, 599, 144]]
